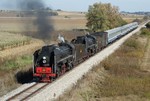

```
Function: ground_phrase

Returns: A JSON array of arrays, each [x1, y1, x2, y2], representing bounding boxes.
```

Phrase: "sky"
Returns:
[[0, 0, 150, 12]]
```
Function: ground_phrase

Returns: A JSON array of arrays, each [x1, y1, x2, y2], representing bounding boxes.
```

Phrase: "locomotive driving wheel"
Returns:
[[56, 68, 61, 77]]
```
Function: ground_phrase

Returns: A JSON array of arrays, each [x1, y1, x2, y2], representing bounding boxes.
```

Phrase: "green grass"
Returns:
[[0, 55, 32, 71]]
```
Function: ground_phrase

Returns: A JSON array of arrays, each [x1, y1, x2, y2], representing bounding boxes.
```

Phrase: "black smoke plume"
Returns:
[[17, 0, 53, 42]]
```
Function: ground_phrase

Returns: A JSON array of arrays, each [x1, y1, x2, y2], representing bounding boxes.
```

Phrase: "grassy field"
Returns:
[[56, 28, 150, 101], [0, 55, 32, 71]]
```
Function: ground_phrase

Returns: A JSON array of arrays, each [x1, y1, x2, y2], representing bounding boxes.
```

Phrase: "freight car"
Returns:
[[33, 22, 138, 82]]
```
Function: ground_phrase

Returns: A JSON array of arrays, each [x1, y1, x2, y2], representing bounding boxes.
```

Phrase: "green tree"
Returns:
[[86, 2, 126, 32]]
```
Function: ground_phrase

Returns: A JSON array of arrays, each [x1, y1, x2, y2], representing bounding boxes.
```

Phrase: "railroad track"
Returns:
[[6, 83, 49, 101]]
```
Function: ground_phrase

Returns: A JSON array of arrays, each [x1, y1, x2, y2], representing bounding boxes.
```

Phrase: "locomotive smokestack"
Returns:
[[17, 0, 53, 43]]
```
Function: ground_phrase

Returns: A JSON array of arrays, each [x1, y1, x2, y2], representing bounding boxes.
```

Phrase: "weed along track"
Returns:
[[6, 83, 49, 101]]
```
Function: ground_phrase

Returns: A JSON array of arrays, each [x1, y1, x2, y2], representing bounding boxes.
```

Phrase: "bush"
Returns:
[[141, 28, 150, 36], [146, 22, 150, 29]]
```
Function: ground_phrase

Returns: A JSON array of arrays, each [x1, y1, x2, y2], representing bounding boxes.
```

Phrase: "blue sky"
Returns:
[[0, 0, 150, 12]]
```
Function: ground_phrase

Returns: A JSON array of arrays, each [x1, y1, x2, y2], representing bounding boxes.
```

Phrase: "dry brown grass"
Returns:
[[0, 72, 20, 96], [92, 34, 150, 99], [56, 66, 107, 101]]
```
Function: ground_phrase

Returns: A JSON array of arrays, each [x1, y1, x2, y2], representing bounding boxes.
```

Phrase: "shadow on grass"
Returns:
[[15, 68, 33, 84]]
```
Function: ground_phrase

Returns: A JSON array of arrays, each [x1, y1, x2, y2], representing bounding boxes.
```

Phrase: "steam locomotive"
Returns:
[[33, 22, 138, 82]]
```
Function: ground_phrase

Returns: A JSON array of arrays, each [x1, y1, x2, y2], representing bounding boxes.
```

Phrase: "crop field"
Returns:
[[0, 32, 31, 51]]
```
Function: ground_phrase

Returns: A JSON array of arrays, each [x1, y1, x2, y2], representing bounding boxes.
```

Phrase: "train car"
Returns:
[[106, 22, 138, 44], [121, 22, 138, 36], [71, 34, 97, 61], [33, 41, 75, 82], [106, 26, 122, 43]]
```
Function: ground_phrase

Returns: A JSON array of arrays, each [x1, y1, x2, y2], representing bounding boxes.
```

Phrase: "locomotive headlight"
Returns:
[[43, 56, 46, 59]]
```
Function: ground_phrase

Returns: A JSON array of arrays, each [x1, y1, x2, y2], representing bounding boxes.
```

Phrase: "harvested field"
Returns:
[[0, 16, 87, 32], [53, 17, 87, 30]]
